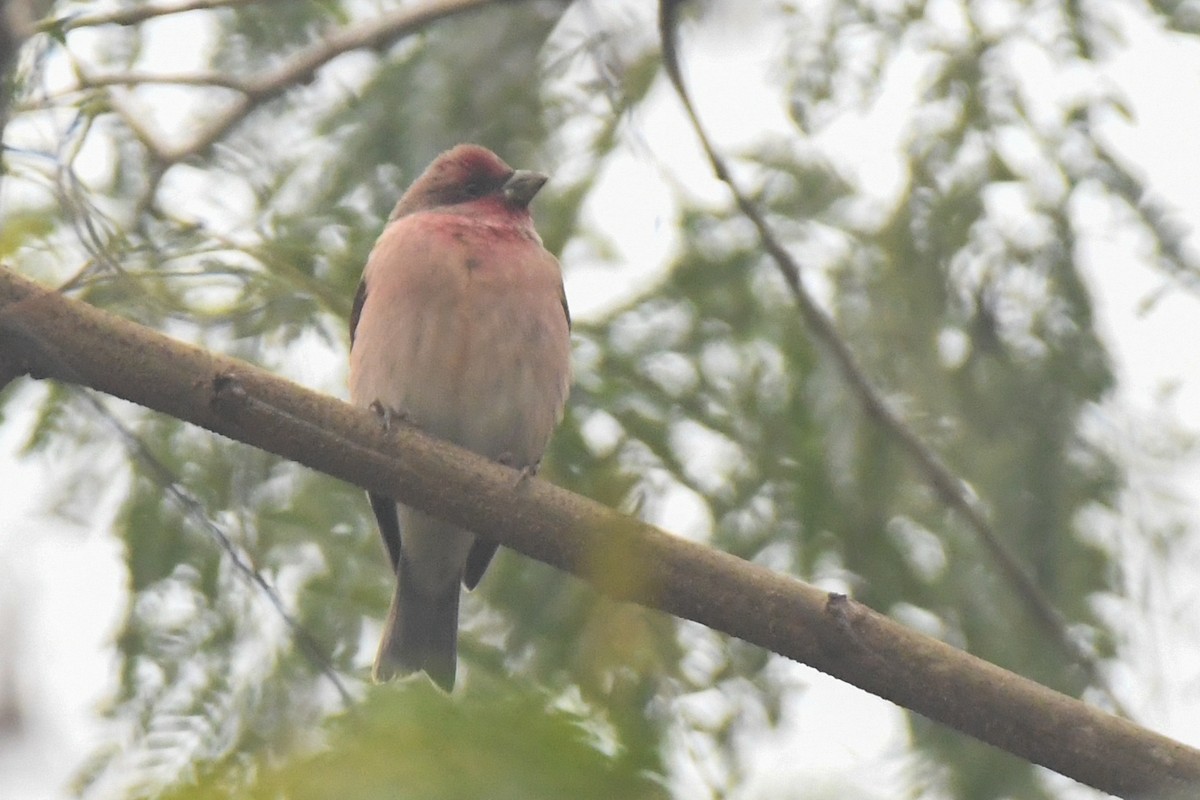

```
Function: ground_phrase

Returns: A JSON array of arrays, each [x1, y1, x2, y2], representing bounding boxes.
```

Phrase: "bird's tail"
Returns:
[[373, 553, 460, 691]]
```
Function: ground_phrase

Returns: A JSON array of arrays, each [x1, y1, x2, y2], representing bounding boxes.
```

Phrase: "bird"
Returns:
[[348, 144, 571, 691]]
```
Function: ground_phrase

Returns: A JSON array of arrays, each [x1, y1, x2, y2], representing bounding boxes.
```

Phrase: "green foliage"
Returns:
[[0, 208, 55, 257], [3, 1, 1198, 799], [154, 681, 666, 800]]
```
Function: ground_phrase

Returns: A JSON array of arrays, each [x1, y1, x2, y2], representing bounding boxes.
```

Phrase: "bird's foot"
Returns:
[[369, 400, 407, 432], [498, 453, 539, 488]]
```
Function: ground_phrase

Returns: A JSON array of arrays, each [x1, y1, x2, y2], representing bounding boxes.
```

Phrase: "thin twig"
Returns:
[[145, 0, 508, 166], [54, 109, 127, 279], [59, 0, 518, 210], [656, 0, 1127, 716], [39, 0, 264, 33], [76, 389, 353, 707], [76, 70, 250, 91]]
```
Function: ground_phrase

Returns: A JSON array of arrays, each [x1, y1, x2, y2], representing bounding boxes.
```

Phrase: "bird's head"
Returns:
[[391, 144, 548, 220]]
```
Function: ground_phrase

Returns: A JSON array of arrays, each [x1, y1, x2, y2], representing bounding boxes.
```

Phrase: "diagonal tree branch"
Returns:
[[29, 0, 544, 210], [655, 0, 1122, 712], [1, 267, 1198, 798], [156, 0, 509, 165], [84, 0, 528, 171], [39, 0, 265, 33], [74, 70, 250, 91]]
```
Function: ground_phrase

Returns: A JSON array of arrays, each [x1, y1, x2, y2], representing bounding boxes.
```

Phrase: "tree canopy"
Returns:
[[2, 1, 1199, 798]]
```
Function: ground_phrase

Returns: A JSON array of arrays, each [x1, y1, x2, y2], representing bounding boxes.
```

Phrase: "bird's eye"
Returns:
[[464, 179, 486, 197]]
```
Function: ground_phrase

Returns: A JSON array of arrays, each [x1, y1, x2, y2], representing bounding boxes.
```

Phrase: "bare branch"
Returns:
[[40, 0, 263, 33], [655, 0, 1123, 713], [76, 70, 249, 91], [41, 0, 530, 210], [142, 0, 515, 166], [2, 266, 1199, 800], [10, 72, 245, 115]]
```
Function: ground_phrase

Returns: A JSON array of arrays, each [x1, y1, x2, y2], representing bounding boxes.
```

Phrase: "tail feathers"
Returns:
[[373, 556, 460, 692], [463, 538, 499, 590]]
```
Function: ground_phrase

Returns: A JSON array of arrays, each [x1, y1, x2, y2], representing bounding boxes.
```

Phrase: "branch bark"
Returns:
[[1, 265, 1198, 799]]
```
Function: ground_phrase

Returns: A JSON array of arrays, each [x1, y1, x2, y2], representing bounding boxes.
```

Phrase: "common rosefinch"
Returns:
[[348, 144, 571, 690]]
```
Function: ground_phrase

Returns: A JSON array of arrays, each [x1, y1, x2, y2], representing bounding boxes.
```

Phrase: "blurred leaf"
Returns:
[[0, 209, 55, 257]]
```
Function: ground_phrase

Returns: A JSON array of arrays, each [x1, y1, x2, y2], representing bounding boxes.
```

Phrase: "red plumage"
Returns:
[[348, 144, 571, 690]]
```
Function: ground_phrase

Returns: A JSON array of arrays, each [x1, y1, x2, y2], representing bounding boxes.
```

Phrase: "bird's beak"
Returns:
[[502, 170, 548, 207]]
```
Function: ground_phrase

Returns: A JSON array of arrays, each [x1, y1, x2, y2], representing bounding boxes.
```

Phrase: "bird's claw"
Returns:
[[369, 400, 406, 432], [498, 453, 540, 488]]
